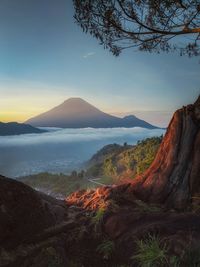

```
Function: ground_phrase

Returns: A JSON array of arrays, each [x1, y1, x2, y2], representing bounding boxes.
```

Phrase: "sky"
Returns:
[[0, 0, 199, 127]]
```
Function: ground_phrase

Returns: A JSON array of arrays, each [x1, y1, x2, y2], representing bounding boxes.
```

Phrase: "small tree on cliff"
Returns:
[[73, 0, 200, 56]]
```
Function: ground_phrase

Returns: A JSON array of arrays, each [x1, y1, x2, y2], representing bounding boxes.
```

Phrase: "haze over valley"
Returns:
[[0, 126, 165, 177], [0, 98, 165, 177]]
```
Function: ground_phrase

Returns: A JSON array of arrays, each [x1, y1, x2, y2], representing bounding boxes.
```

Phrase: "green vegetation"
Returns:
[[97, 175, 115, 185], [92, 207, 106, 234], [92, 208, 106, 225], [132, 235, 167, 267], [20, 137, 162, 197], [20, 172, 97, 197], [96, 240, 115, 259], [169, 256, 180, 267], [86, 136, 162, 181]]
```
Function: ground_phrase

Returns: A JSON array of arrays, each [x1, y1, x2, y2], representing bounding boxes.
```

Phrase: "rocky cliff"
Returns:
[[128, 96, 200, 210]]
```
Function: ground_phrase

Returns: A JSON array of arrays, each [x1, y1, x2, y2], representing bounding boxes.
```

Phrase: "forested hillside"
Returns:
[[20, 137, 163, 198], [86, 136, 163, 180]]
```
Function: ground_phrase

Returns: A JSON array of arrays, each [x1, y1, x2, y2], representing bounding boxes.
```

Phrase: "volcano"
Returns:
[[25, 98, 159, 129]]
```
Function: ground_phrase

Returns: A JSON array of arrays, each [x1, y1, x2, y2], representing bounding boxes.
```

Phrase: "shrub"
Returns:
[[92, 208, 105, 225], [168, 255, 180, 267], [96, 240, 115, 259], [132, 235, 167, 267]]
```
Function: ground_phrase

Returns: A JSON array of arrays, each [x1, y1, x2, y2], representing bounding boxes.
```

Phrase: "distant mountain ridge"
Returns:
[[25, 98, 159, 129], [0, 122, 46, 136]]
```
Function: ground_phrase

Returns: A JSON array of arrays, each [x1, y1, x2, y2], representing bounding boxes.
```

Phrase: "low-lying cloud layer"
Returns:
[[0, 127, 165, 177]]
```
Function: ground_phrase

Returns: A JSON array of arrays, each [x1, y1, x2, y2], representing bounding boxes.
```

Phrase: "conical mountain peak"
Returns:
[[25, 98, 158, 129], [63, 97, 87, 104]]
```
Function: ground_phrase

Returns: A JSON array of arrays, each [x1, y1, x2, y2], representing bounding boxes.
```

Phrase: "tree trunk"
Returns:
[[127, 96, 200, 210]]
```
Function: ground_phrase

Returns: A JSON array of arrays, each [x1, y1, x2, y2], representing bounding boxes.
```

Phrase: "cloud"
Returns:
[[83, 52, 96, 58], [0, 127, 165, 177]]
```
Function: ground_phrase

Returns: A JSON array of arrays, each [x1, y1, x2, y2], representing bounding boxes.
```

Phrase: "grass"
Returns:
[[91, 207, 107, 234], [97, 175, 115, 185], [132, 234, 168, 267], [168, 255, 180, 267], [96, 240, 115, 259], [19, 172, 98, 197], [92, 208, 106, 225]]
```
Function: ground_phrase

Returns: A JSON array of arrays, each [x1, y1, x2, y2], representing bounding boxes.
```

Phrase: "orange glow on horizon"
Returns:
[[0, 105, 46, 123], [0, 111, 38, 123]]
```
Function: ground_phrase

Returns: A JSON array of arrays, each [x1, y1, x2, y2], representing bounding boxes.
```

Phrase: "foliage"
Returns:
[[92, 208, 106, 225], [20, 137, 162, 197], [132, 235, 168, 267], [98, 175, 116, 185], [169, 255, 180, 267], [74, 0, 200, 57], [103, 158, 118, 176], [87, 136, 162, 180], [87, 143, 130, 170], [96, 240, 115, 259], [19, 171, 96, 198]]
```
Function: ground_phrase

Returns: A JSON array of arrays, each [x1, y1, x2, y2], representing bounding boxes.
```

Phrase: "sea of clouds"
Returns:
[[0, 127, 165, 177]]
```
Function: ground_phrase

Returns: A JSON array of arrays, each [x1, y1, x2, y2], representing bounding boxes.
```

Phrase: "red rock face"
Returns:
[[128, 96, 200, 209], [66, 186, 112, 210], [67, 97, 200, 211]]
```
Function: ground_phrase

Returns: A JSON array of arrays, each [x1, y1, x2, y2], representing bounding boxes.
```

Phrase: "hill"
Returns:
[[0, 122, 46, 136], [86, 136, 162, 180], [25, 97, 159, 129], [20, 171, 97, 198], [21, 137, 162, 198]]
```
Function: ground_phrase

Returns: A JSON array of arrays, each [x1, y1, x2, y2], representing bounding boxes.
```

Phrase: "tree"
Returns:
[[73, 0, 200, 56]]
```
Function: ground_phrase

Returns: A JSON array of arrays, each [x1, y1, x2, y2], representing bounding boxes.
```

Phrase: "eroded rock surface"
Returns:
[[129, 96, 200, 209]]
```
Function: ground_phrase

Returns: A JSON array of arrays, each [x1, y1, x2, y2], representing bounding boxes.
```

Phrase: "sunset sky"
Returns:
[[0, 0, 199, 127]]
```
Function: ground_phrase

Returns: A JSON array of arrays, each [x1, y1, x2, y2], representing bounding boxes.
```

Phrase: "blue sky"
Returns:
[[0, 0, 199, 126]]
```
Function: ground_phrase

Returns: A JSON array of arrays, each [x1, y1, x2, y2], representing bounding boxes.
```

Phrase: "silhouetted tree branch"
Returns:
[[73, 0, 200, 56]]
